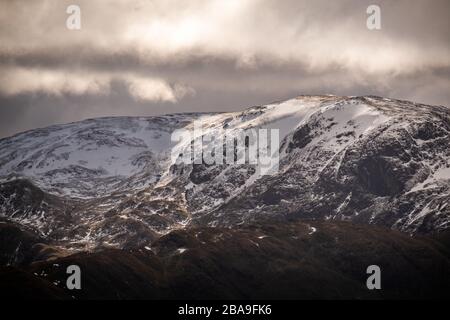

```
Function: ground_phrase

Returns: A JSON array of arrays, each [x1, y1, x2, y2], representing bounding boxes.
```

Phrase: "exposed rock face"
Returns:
[[0, 95, 449, 251]]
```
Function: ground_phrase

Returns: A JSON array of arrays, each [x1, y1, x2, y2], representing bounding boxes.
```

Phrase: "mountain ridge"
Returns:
[[0, 95, 449, 251]]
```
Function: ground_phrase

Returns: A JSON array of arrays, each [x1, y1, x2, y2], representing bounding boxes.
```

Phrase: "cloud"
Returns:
[[1, 0, 448, 75], [0, 66, 110, 96], [126, 76, 195, 103], [0, 66, 194, 102], [0, 0, 449, 138]]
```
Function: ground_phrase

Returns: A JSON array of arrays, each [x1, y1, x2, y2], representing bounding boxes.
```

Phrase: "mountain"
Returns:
[[0, 95, 449, 253], [1, 220, 449, 299]]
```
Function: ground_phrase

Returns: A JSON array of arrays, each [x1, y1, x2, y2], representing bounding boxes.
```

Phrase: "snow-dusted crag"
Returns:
[[0, 95, 449, 251]]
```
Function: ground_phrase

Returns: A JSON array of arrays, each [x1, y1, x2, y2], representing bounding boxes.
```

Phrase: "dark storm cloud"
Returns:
[[0, 0, 449, 138]]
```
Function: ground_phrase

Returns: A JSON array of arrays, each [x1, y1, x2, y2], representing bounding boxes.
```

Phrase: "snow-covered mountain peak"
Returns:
[[0, 95, 448, 250]]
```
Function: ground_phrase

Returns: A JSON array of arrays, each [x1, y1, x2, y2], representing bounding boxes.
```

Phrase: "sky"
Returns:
[[0, 0, 449, 138]]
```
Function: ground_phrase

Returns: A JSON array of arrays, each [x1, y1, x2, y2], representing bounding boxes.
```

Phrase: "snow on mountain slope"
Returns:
[[0, 96, 375, 198], [0, 114, 201, 198], [201, 96, 450, 234], [0, 95, 449, 250]]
